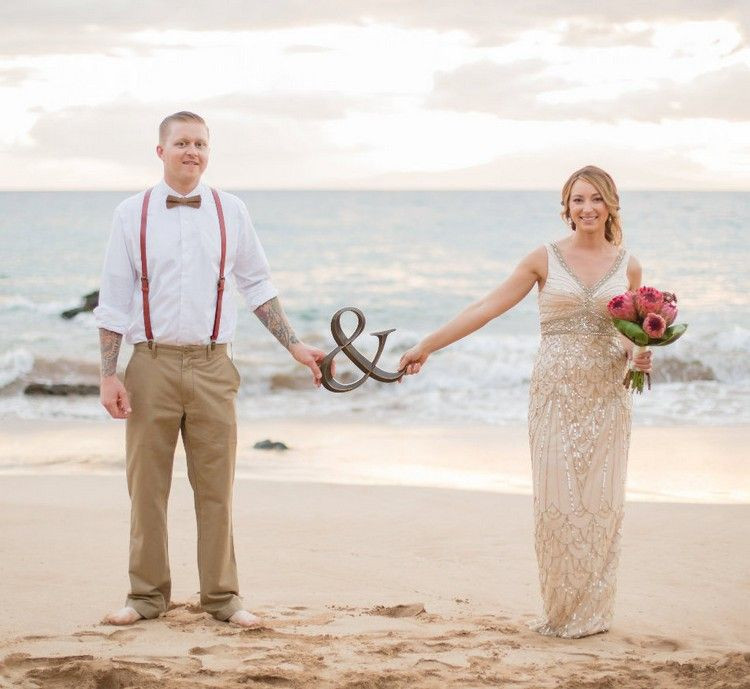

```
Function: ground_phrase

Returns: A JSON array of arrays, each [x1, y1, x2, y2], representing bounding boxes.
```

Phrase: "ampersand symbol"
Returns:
[[320, 307, 405, 393]]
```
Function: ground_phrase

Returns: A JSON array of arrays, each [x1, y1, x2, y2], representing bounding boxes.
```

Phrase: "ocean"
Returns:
[[1, 190, 749, 427]]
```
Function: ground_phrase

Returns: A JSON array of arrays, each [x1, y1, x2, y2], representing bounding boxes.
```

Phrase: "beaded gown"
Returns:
[[528, 242, 632, 638]]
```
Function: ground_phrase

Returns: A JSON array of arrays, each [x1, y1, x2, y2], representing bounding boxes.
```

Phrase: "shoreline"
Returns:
[[0, 418, 748, 504]]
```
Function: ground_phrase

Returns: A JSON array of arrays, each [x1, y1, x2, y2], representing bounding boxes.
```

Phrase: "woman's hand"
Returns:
[[631, 348, 652, 373], [399, 343, 430, 376]]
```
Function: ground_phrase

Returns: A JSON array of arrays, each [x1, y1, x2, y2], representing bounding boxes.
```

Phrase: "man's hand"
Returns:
[[289, 342, 329, 387], [100, 375, 132, 419]]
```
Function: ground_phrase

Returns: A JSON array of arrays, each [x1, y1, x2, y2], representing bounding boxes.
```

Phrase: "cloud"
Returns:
[[2, 0, 749, 53], [5, 98, 749, 190], [603, 63, 750, 122], [427, 60, 750, 122], [427, 60, 563, 120], [0, 66, 36, 85], [0, 26, 161, 56], [4, 100, 370, 188], [200, 92, 373, 121], [353, 144, 730, 191], [556, 21, 655, 48], [284, 44, 334, 54]]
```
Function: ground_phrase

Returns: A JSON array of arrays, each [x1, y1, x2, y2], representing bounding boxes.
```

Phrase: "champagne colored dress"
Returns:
[[528, 242, 632, 638]]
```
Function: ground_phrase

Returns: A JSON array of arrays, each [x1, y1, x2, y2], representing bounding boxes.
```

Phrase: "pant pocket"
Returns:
[[224, 355, 241, 389]]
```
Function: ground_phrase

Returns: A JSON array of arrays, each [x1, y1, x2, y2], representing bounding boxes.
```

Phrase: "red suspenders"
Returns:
[[139, 187, 227, 349], [139, 188, 154, 344], [210, 188, 227, 347]]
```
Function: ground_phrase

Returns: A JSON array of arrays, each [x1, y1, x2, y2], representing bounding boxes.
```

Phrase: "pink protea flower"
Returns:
[[635, 286, 664, 318], [643, 312, 667, 338], [660, 300, 678, 325], [607, 291, 638, 321]]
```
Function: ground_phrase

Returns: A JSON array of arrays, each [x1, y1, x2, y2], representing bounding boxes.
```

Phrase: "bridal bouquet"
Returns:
[[607, 287, 688, 393]]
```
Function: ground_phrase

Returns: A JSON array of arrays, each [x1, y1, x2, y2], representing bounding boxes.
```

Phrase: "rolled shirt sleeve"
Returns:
[[93, 207, 137, 334], [233, 202, 278, 310]]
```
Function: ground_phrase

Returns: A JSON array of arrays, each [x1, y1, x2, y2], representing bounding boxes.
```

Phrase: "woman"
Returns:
[[399, 166, 652, 638]]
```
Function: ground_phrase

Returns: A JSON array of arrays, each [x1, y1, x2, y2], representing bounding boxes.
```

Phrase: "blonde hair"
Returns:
[[560, 165, 622, 246], [158, 111, 209, 143]]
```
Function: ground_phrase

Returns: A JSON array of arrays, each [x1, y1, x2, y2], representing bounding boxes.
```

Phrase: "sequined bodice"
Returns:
[[539, 242, 629, 337]]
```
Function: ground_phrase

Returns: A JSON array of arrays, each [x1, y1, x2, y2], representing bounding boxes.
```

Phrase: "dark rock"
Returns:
[[253, 439, 289, 451], [24, 383, 100, 396], [61, 290, 99, 319], [652, 357, 716, 383]]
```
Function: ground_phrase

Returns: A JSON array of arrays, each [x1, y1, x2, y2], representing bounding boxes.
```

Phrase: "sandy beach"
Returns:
[[1, 420, 749, 688]]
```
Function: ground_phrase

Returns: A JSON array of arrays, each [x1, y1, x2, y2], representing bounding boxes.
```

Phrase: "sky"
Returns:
[[1, 1, 748, 190]]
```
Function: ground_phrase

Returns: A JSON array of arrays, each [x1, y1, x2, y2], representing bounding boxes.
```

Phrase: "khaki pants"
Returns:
[[123, 342, 243, 621]]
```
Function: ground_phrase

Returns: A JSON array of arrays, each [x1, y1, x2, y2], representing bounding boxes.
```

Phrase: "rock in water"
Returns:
[[24, 383, 100, 396], [61, 290, 99, 319], [253, 439, 290, 451]]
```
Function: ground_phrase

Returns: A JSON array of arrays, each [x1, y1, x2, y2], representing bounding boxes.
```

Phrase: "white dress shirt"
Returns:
[[94, 181, 278, 345]]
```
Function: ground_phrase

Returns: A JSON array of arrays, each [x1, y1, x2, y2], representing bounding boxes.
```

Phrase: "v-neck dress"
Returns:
[[528, 242, 632, 638]]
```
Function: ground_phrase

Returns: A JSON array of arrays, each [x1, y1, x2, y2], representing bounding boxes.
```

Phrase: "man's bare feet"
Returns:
[[104, 606, 143, 625], [228, 610, 263, 628]]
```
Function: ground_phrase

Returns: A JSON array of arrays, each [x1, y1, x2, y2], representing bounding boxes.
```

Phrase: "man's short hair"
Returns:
[[159, 111, 209, 143]]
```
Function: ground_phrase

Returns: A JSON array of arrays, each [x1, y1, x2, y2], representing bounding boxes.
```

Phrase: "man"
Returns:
[[94, 111, 325, 627]]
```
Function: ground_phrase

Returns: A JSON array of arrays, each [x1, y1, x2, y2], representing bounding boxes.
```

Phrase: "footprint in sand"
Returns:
[[73, 628, 139, 643], [4, 653, 94, 668], [624, 635, 682, 652], [423, 641, 454, 652], [414, 658, 463, 670], [371, 641, 414, 657], [368, 603, 426, 618], [18, 658, 145, 689], [189, 644, 234, 656], [1, 652, 33, 667], [473, 619, 522, 636], [112, 655, 204, 673], [241, 673, 294, 686], [270, 613, 336, 628]]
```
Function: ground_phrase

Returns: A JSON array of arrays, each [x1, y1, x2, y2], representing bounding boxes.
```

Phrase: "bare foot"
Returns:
[[104, 606, 143, 625], [228, 610, 264, 628]]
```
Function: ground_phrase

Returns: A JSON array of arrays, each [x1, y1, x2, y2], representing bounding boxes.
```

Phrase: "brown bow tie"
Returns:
[[166, 194, 201, 209]]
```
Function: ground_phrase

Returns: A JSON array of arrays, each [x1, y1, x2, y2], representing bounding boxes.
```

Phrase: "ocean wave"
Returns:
[[0, 328, 748, 425], [0, 294, 78, 316], [0, 348, 34, 388], [0, 351, 100, 393], [661, 324, 750, 383]]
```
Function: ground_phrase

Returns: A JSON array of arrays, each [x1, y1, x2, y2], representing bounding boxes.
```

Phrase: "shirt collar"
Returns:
[[157, 179, 206, 199]]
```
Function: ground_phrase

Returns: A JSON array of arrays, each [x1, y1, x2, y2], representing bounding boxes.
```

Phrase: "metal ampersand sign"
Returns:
[[320, 307, 405, 393]]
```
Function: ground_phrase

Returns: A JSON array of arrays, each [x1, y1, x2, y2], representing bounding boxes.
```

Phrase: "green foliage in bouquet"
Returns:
[[612, 319, 688, 347]]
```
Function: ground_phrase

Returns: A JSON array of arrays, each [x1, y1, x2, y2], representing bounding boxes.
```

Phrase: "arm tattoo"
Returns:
[[99, 328, 123, 377], [254, 297, 300, 350]]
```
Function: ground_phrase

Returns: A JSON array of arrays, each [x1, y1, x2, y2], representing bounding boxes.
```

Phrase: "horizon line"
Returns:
[[1, 187, 748, 193]]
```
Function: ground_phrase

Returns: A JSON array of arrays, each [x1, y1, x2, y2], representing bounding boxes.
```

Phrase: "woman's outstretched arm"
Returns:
[[399, 246, 547, 375]]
